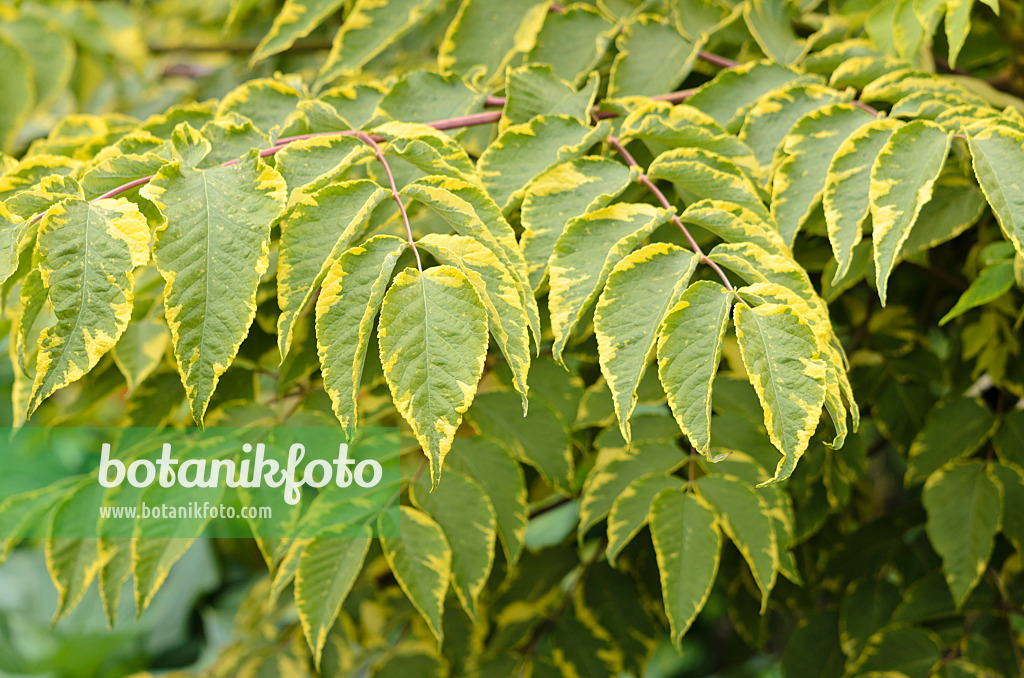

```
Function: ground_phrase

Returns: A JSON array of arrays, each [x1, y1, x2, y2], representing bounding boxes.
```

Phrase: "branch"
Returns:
[[352, 131, 423, 271], [605, 135, 742, 299]]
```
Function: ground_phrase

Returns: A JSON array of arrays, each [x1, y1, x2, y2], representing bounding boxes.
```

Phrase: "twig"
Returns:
[[353, 131, 422, 271], [605, 135, 743, 300]]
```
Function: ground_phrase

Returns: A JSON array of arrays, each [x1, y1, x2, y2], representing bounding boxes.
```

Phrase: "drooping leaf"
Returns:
[[28, 197, 150, 416], [295, 529, 371, 667], [596, 243, 698, 443], [379, 506, 452, 643], [252, 0, 346, 63], [657, 281, 733, 456], [548, 203, 670, 363], [112, 314, 171, 394], [316, 236, 407, 429], [0, 34, 33, 153], [411, 469, 496, 620], [733, 302, 827, 483], [922, 460, 1002, 607], [606, 473, 684, 563], [966, 122, 1024, 261], [649, 488, 721, 647], [378, 266, 488, 487], [46, 480, 104, 623], [520, 156, 634, 290], [277, 180, 388, 359], [870, 120, 951, 304], [141, 126, 286, 424], [739, 83, 846, 171]]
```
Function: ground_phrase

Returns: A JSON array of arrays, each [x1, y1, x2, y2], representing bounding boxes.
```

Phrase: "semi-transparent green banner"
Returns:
[[0, 427, 401, 540]]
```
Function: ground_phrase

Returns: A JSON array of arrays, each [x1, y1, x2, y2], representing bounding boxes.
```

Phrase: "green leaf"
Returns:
[[771, 103, 875, 247], [922, 460, 1002, 607], [0, 202, 29, 286], [839, 578, 901, 657], [376, 122, 478, 182], [870, 120, 951, 305], [468, 390, 574, 494], [739, 83, 846, 171], [680, 200, 787, 254], [823, 118, 901, 282], [295, 529, 371, 666], [695, 474, 778, 609], [780, 611, 845, 678], [268, 134, 367, 207], [419, 234, 531, 408], [684, 60, 819, 132], [672, 0, 742, 42], [412, 469, 496, 620], [606, 473, 684, 563], [112, 314, 171, 394], [28, 197, 149, 416], [548, 203, 670, 363], [940, 260, 1014, 326], [141, 126, 285, 424], [379, 506, 451, 643], [439, 0, 549, 84], [733, 302, 827, 484], [277, 180, 388, 359], [0, 34, 33, 153], [378, 266, 488, 488], [217, 79, 303, 135], [648, 147, 766, 216], [579, 442, 685, 535], [371, 71, 486, 125], [252, 0, 346, 63], [445, 436, 528, 566], [906, 397, 998, 484], [744, 0, 806, 63], [967, 122, 1024, 262], [316, 235, 407, 429], [477, 115, 611, 212], [520, 156, 633, 290], [502, 65, 598, 127], [608, 14, 700, 98], [316, 0, 443, 85], [525, 5, 615, 85], [46, 480, 104, 622], [990, 462, 1024, 556], [649, 489, 721, 647], [657, 280, 733, 456], [849, 627, 942, 678], [596, 243, 698, 443], [2, 16, 73, 111], [899, 179, 986, 259]]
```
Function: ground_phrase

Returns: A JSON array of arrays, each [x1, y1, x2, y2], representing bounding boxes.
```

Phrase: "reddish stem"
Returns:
[[353, 131, 423, 272], [606, 136, 739, 296]]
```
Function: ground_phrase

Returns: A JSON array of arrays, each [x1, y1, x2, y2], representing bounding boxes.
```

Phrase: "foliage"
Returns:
[[2, 0, 1024, 676]]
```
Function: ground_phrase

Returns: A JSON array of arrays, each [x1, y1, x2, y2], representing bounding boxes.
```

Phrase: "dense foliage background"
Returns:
[[2, 0, 1024, 676]]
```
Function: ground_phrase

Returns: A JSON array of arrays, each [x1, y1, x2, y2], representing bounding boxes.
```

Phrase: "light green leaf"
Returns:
[[922, 460, 1002, 607], [412, 469, 495, 620], [871, 120, 951, 305], [371, 71, 486, 125], [445, 436, 528, 567], [823, 118, 901, 283], [141, 126, 286, 424], [672, 0, 742, 42], [252, 0, 346, 63], [438, 0, 549, 84], [771, 103, 875, 247], [609, 14, 700, 98], [899, 179, 986, 259], [379, 506, 451, 643], [740, 83, 846, 172], [940, 259, 1015, 325], [520, 156, 634, 290], [217, 79, 303, 135], [744, 0, 806, 63], [606, 473, 684, 564], [478, 115, 611, 212], [503, 65, 598, 128], [28, 197, 150, 416], [945, 0, 979, 68], [46, 480, 104, 623], [316, 235, 407, 429], [648, 147, 766, 216], [2, 16, 73, 110], [277, 180, 388, 359], [0, 34, 33, 153], [906, 396, 997, 485], [649, 489, 721, 647], [579, 442, 685, 535], [596, 243, 698, 443], [733, 302, 827, 484], [525, 5, 615, 85], [376, 122, 478, 183], [695, 474, 778, 609], [112, 314, 170, 394], [657, 281, 733, 457], [417, 234, 531, 408], [0, 203, 28, 286], [547, 202, 670, 364], [684, 60, 819, 132], [966, 122, 1024, 261], [295, 529, 371, 666], [316, 0, 443, 85], [378, 266, 488, 488], [267, 134, 367, 207]]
